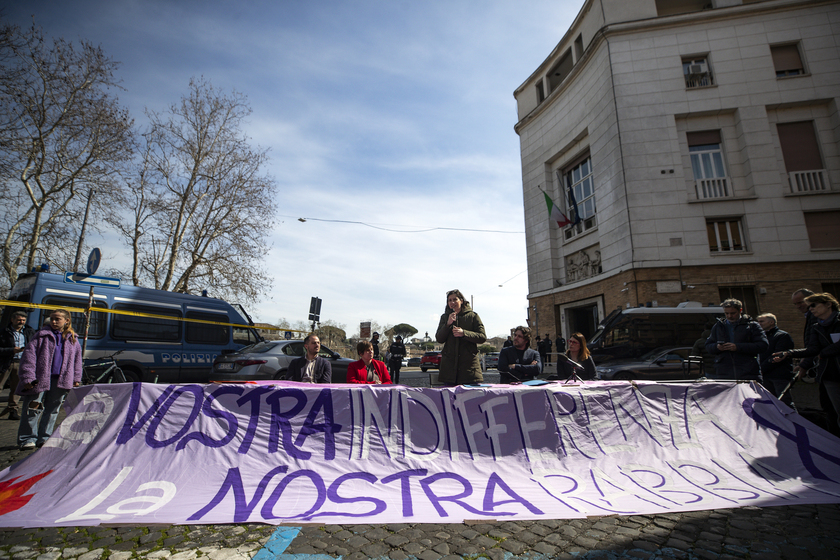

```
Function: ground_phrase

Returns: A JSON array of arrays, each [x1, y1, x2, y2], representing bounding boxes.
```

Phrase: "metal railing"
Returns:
[[789, 169, 828, 193], [696, 177, 729, 199]]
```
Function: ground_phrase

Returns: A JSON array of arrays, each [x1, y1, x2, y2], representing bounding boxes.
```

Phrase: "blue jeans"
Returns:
[[17, 376, 68, 446]]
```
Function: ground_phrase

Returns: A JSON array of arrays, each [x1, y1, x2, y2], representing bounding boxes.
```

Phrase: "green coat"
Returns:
[[435, 301, 487, 385]]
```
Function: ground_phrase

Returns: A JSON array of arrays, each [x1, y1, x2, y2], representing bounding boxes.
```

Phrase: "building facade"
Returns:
[[514, 0, 840, 346]]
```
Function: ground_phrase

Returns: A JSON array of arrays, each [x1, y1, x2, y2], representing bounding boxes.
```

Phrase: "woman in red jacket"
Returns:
[[347, 341, 392, 384]]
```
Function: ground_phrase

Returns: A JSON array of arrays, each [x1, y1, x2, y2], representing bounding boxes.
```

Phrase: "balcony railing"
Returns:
[[685, 73, 714, 88], [789, 169, 828, 193], [696, 177, 729, 199]]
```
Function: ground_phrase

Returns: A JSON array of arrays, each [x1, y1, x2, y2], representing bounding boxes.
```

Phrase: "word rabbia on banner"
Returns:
[[1, 381, 839, 527]]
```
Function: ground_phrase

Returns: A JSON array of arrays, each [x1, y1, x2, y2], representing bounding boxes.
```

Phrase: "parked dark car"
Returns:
[[420, 351, 441, 372], [407, 357, 421, 368], [211, 339, 354, 382], [594, 347, 702, 381]]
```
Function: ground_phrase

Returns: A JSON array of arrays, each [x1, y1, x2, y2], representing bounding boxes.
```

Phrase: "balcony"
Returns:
[[696, 177, 729, 199], [789, 169, 828, 193]]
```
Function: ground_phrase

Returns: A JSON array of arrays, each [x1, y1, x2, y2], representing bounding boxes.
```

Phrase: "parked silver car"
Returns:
[[210, 340, 354, 383], [483, 352, 500, 370], [595, 347, 702, 381]]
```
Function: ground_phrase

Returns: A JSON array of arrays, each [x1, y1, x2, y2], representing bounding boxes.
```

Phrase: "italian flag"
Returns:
[[544, 191, 572, 228]]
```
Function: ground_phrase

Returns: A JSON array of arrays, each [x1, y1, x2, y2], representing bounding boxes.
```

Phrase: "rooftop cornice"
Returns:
[[513, 0, 837, 134]]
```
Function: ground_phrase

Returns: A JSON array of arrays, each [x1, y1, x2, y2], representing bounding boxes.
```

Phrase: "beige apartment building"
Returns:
[[514, 0, 840, 346]]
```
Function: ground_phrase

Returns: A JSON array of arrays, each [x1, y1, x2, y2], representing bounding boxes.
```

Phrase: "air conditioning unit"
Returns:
[[687, 62, 708, 76]]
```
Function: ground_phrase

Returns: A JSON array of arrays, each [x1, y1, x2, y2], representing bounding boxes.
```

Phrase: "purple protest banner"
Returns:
[[0, 380, 838, 527]]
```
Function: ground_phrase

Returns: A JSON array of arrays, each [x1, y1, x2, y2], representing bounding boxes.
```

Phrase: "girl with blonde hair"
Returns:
[[16, 309, 83, 450]]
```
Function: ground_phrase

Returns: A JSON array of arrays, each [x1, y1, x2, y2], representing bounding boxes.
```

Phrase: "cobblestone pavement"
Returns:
[[1, 505, 839, 559], [1, 375, 839, 560]]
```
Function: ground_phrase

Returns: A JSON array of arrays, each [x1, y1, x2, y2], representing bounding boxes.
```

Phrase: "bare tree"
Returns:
[[0, 23, 134, 293], [114, 77, 276, 304]]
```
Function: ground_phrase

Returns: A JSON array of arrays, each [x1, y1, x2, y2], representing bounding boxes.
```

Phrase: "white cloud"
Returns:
[[4, 0, 576, 341]]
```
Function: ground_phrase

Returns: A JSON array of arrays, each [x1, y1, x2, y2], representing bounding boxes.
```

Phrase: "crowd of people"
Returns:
[[2, 287, 838, 450]]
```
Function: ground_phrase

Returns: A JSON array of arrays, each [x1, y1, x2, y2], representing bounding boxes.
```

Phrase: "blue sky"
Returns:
[[2, 0, 578, 339]]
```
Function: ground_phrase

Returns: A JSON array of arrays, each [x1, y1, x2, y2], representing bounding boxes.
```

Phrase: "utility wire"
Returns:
[[280, 215, 524, 234], [476, 270, 527, 296]]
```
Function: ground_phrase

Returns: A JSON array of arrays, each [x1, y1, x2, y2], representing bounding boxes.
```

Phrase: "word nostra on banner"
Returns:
[[0, 380, 839, 528]]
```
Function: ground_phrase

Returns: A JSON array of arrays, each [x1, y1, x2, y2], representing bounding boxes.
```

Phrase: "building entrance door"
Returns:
[[568, 304, 598, 340]]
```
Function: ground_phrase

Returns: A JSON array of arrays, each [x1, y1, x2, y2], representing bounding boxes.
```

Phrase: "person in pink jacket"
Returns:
[[347, 341, 392, 384], [16, 309, 83, 450]]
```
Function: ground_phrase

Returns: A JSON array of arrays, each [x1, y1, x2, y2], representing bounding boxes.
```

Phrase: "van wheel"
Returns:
[[421, 367, 427, 372], [614, 372, 633, 380], [120, 367, 142, 383]]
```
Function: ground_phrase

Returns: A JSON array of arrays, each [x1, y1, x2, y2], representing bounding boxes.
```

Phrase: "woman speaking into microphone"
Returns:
[[435, 289, 486, 385]]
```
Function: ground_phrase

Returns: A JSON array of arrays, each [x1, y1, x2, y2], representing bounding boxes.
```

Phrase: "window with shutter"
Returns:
[[770, 44, 805, 77], [777, 121, 827, 193]]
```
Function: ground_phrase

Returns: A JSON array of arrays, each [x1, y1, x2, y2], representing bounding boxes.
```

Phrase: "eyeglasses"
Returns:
[[809, 302, 819, 308]]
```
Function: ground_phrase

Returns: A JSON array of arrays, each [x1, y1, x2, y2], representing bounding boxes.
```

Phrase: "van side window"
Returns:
[[112, 303, 181, 341], [233, 326, 260, 345], [185, 311, 230, 345], [42, 297, 107, 338]]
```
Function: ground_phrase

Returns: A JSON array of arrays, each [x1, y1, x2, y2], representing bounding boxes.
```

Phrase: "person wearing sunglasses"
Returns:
[[773, 293, 840, 436]]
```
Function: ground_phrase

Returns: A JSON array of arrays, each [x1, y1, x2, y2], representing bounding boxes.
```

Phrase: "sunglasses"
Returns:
[[809, 302, 819, 308]]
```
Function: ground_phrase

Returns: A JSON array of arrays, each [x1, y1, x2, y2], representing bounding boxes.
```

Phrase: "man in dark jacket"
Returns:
[[705, 299, 768, 381], [541, 334, 553, 366], [286, 334, 332, 383], [498, 326, 542, 384], [555, 334, 566, 356], [792, 289, 818, 381], [757, 313, 795, 407], [388, 335, 406, 385], [0, 311, 35, 420], [792, 288, 837, 434]]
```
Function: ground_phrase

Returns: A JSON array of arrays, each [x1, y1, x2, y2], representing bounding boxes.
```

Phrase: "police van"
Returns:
[[1, 272, 261, 383], [588, 302, 724, 364]]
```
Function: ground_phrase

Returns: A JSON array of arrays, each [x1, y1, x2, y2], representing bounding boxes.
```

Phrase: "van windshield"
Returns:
[[590, 310, 720, 362], [589, 324, 606, 347]]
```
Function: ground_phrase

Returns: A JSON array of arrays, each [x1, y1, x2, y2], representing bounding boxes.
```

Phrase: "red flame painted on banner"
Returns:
[[0, 471, 52, 515]]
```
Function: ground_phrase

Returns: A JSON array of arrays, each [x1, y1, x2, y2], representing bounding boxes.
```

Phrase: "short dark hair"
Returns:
[[11, 311, 27, 320], [721, 298, 743, 310], [303, 332, 319, 344], [793, 288, 815, 298], [357, 340, 373, 356]]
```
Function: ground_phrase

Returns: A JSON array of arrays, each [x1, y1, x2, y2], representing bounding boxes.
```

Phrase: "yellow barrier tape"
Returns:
[[0, 299, 305, 333]]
